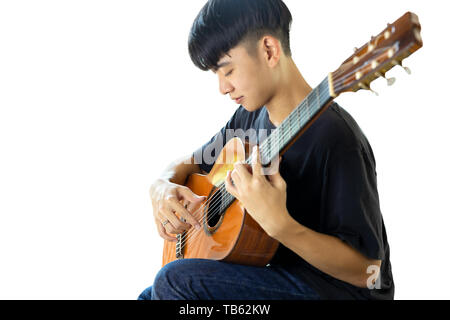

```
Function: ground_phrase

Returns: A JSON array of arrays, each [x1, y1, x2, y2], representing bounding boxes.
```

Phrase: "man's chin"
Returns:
[[241, 103, 263, 113]]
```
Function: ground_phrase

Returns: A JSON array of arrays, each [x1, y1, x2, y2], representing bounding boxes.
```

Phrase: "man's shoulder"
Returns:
[[229, 105, 266, 130], [231, 102, 371, 156], [309, 102, 369, 152]]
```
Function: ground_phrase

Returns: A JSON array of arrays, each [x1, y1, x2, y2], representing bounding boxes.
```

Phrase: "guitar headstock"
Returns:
[[330, 11, 423, 97]]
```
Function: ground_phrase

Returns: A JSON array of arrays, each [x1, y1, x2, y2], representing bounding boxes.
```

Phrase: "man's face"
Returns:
[[212, 43, 275, 112]]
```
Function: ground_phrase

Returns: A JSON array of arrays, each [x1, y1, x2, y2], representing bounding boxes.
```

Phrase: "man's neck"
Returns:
[[265, 59, 312, 127]]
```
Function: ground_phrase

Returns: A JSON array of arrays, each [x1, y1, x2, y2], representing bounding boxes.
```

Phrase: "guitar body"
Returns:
[[162, 137, 279, 267]]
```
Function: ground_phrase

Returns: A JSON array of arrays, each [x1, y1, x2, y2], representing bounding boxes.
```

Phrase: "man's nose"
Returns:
[[219, 76, 233, 96]]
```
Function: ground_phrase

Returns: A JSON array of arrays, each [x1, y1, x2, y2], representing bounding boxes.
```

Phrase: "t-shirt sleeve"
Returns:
[[192, 107, 242, 174], [320, 144, 385, 260]]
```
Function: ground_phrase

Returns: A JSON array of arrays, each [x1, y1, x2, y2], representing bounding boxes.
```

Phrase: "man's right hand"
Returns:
[[150, 179, 205, 242]]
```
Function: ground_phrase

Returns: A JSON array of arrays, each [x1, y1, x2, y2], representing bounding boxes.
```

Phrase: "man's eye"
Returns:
[[225, 70, 233, 77]]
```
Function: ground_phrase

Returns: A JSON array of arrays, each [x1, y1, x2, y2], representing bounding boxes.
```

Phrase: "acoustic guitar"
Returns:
[[162, 11, 423, 267]]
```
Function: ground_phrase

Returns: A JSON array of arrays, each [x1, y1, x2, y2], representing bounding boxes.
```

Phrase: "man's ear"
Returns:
[[260, 35, 282, 68]]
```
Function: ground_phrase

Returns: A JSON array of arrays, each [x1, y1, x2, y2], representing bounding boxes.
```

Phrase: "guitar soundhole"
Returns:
[[207, 209, 222, 228], [204, 186, 226, 235]]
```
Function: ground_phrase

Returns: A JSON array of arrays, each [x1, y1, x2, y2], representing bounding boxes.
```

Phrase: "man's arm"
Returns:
[[155, 154, 203, 186], [225, 146, 382, 289], [274, 214, 382, 289], [150, 155, 205, 241]]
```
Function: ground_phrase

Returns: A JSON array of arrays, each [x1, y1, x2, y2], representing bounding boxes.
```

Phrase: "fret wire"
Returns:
[[295, 105, 300, 134], [278, 126, 283, 158], [307, 90, 314, 126], [306, 91, 311, 125], [288, 111, 292, 147], [279, 126, 282, 156], [268, 129, 273, 162], [275, 127, 279, 160], [316, 85, 320, 113]]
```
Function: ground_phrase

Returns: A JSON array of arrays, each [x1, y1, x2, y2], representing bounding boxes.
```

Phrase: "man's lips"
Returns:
[[233, 96, 244, 103]]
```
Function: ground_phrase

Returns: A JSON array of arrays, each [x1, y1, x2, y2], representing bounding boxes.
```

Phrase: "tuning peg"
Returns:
[[403, 66, 412, 75], [393, 60, 412, 75], [386, 77, 396, 86], [375, 72, 396, 86], [359, 83, 379, 96], [384, 24, 392, 39]]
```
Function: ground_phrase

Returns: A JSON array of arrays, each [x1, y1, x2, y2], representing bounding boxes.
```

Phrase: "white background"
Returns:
[[0, 0, 448, 299]]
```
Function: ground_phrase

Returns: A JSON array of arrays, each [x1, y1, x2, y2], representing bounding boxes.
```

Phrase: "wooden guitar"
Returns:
[[162, 11, 423, 267]]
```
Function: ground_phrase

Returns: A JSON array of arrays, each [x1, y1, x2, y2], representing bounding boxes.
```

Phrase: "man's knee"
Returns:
[[137, 286, 152, 300], [152, 259, 197, 300]]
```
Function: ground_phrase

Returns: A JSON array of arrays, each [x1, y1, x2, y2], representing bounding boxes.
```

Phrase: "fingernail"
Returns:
[[195, 224, 201, 230]]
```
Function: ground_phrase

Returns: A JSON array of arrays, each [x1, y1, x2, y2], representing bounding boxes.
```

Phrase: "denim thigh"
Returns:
[[138, 258, 320, 300]]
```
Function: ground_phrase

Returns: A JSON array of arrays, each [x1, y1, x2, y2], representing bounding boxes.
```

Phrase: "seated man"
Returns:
[[139, 0, 394, 300]]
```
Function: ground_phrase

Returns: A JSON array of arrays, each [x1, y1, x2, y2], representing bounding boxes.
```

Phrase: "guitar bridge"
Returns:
[[175, 234, 185, 259], [175, 217, 187, 259]]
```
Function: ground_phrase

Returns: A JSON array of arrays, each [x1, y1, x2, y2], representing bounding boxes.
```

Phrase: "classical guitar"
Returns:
[[162, 11, 423, 267]]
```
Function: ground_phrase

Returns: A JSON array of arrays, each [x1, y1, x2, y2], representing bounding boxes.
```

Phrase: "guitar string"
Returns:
[[177, 87, 332, 250], [332, 42, 389, 79], [178, 78, 365, 250], [178, 59, 400, 249], [177, 86, 332, 249], [178, 56, 407, 254], [342, 37, 398, 79], [332, 57, 397, 92], [333, 67, 373, 91]]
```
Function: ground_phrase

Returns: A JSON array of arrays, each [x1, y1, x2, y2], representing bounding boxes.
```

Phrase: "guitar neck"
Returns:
[[249, 11, 423, 167], [250, 75, 334, 166]]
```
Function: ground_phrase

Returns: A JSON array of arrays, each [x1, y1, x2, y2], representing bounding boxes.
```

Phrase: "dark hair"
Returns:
[[188, 0, 293, 71]]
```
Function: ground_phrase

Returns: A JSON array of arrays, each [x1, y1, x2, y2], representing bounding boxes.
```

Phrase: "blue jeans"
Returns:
[[137, 258, 320, 300]]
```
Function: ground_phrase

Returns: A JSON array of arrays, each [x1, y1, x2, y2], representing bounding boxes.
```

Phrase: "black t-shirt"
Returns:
[[192, 102, 394, 300]]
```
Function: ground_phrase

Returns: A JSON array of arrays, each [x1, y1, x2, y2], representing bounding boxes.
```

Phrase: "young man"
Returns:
[[139, 0, 394, 300]]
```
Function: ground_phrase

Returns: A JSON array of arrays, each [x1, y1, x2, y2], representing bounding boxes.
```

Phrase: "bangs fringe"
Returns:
[[188, 0, 292, 71]]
